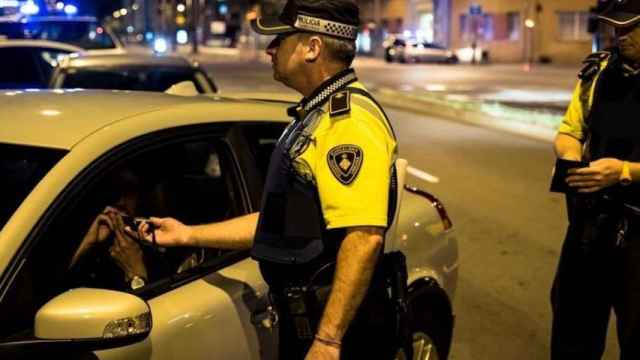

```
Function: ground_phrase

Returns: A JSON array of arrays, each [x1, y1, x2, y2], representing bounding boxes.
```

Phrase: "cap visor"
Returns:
[[251, 18, 296, 35], [599, 11, 640, 27]]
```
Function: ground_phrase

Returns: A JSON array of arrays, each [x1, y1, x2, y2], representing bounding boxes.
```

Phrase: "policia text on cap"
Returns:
[[552, 0, 640, 358], [131, 0, 402, 358]]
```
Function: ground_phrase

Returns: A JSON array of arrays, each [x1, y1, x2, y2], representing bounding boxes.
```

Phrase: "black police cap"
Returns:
[[599, 0, 640, 27], [251, 0, 359, 40]]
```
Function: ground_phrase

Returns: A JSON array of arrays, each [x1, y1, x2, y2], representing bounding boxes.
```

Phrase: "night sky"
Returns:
[[80, 0, 124, 19]]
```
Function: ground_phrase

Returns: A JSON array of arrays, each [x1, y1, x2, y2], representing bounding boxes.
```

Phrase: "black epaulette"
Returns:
[[329, 90, 351, 117], [578, 51, 611, 81]]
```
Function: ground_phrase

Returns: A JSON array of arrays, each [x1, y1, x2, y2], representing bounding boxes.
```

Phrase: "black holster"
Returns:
[[382, 251, 412, 358], [269, 251, 411, 353]]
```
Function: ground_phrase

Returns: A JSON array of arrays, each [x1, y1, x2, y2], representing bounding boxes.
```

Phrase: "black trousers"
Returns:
[[551, 203, 640, 359], [273, 279, 397, 360]]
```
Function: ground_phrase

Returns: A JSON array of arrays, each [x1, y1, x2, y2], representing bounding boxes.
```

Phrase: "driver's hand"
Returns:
[[110, 213, 147, 282], [128, 217, 192, 247], [69, 207, 117, 268]]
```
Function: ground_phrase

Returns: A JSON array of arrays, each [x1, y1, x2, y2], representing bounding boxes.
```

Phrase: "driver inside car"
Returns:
[[68, 169, 153, 291], [67, 168, 202, 291]]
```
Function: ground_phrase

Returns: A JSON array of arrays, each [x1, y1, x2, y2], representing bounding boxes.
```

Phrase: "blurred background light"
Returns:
[[20, 1, 39, 15], [153, 37, 168, 53], [64, 4, 77, 15], [176, 30, 188, 44]]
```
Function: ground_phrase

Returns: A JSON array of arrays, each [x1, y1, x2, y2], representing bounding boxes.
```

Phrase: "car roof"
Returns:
[[0, 90, 291, 150], [59, 53, 194, 69], [0, 39, 83, 52]]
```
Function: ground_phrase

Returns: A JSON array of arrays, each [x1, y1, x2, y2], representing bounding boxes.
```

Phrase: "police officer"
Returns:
[[552, 0, 640, 358], [135, 0, 399, 358]]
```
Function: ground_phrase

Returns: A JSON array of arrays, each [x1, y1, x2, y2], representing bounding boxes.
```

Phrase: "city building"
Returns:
[[357, 0, 595, 64], [451, 0, 594, 64]]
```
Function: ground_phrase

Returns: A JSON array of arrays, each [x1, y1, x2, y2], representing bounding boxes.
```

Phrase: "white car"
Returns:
[[385, 38, 458, 64], [0, 90, 457, 360], [0, 15, 124, 54]]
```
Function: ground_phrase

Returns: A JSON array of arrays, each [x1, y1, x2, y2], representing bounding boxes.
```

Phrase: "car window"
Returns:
[[241, 123, 288, 183], [0, 47, 45, 88], [0, 143, 66, 231], [59, 66, 205, 93], [0, 131, 247, 341]]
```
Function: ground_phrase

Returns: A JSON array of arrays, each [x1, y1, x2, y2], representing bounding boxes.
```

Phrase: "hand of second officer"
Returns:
[[566, 158, 624, 193], [304, 340, 340, 360], [128, 217, 193, 247]]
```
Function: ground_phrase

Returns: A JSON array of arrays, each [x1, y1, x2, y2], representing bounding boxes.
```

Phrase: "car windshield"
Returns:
[[60, 66, 207, 92], [0, 144, 66, 231], [0, 21, 115, 50]]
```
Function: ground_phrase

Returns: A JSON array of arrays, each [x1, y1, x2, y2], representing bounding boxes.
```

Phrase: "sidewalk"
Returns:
[[373, 85, 568, 143]]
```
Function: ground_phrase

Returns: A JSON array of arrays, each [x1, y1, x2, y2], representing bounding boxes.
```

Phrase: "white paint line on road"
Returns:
[[425, 84, 447, 92], [407, 166, 440, 183]]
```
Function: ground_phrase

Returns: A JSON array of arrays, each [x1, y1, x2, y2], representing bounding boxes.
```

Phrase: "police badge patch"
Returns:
[[327, 145, 363, 185]]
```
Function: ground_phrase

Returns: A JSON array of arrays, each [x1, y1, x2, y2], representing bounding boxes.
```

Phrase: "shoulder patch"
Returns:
[[327, 144, 363, 185], [329, 90, 351, 117]]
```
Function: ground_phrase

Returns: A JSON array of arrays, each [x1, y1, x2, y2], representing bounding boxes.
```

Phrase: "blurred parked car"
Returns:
[[50, 53, 218, 94], [384, 37, 458, 64], [0, 39, 81, 89], [0, 90, 456, 360], [0, 14, 123, 54]]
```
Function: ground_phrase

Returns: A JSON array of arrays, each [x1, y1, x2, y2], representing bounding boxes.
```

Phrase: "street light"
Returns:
[[177, 3, 185, 12], [525, 19, 535, 28]]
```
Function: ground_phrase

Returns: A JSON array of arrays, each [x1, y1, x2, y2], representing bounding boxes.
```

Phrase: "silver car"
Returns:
[[50, 53, 218, 94], [0, 90, 457, 360]]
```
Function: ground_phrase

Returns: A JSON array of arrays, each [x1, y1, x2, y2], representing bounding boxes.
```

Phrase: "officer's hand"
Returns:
[[304, 340, 340, 360], [126, 217, 192, 247], [566, 158, 624, 193]]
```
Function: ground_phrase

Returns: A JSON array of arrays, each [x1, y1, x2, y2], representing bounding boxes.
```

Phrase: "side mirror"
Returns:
[[0, 288, 151, 356], [36, 287, 151, 341]]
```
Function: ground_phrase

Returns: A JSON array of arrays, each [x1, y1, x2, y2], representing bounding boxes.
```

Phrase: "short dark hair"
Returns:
[[301, 33, 356, 67]]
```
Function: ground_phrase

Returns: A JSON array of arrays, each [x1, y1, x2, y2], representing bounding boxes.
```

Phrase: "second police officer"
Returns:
[[136, 0, 403, 358], [553, 0, 640, 358]]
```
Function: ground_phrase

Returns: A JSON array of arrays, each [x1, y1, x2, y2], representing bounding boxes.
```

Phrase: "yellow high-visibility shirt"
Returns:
[[292, 82, 397, 229], [557, 56, 608, 142]]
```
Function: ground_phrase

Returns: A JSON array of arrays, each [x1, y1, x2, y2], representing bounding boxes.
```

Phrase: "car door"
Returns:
[[0, 125, 276, 360]]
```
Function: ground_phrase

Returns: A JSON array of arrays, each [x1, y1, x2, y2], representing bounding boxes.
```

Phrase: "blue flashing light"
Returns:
[[64, 4, 78, 15], [219, 4, 228, 15], [153, 37, 168, 53], [55, 2, 64, 11], [20, 1, 39, 15], [145, 32, 154, 42]]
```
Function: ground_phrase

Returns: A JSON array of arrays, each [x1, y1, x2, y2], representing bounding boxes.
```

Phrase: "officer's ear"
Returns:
[[304, 35, 323, 63]]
